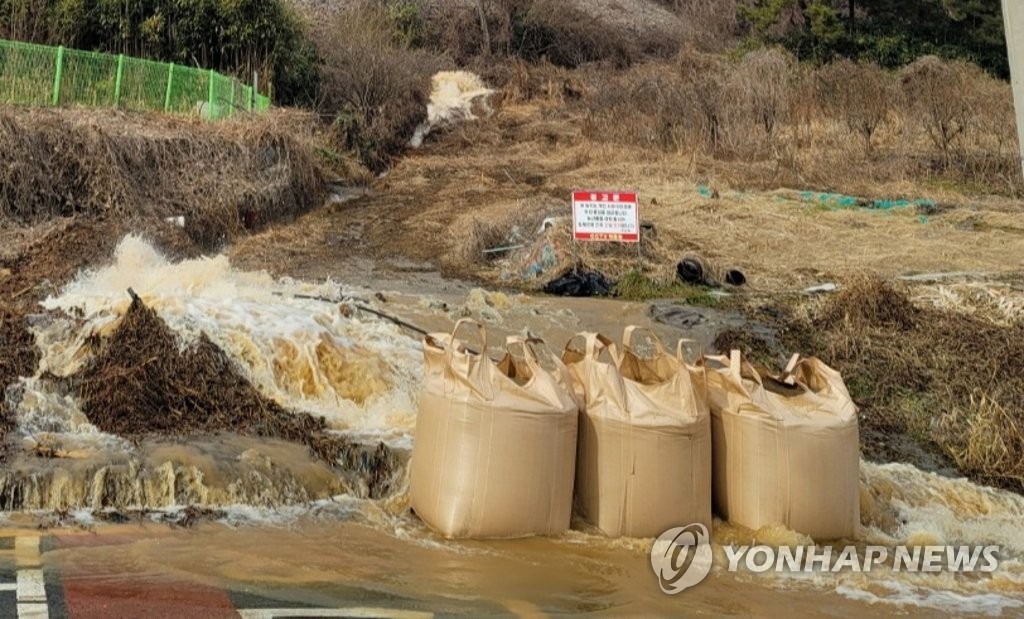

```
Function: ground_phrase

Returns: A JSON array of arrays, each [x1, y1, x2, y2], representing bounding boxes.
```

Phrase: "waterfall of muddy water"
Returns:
[[37, 236, 423, 444], [3, 236, 420, 509], [3, 236, 1023, 615]]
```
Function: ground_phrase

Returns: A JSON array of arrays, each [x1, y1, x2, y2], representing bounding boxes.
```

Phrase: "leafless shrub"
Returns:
[[899, 56, 975, 165], [673, 0, 739, 53], [510, 0, 641, 67], [965, 70, 1018, 158], [314, 4, 446, 171], [817, 59, 896, 154], [572, 46, 1020, 194], [732, 48, 797, 141], [677, 47, 729, 152], [583, 62, 690, 151]]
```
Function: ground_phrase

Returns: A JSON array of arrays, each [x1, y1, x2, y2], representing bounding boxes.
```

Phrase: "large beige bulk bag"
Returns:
[[705, 351, 860, 540], [563, 327, 712, 538], [411, 319, 578, 539]]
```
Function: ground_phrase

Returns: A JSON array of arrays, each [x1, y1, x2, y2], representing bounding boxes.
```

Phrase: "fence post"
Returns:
[[113, 54, 125, 109], [208, 69, 215, 120], [51, 46, 65, 106], [229, 79, 236, 118], [163, 62, 174, 112]]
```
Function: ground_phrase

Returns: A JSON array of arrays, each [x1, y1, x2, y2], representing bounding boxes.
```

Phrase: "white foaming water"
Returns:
[[35, 236, 422, 447], [707, 461, 1024, 614], [410, 71, 493, 148]]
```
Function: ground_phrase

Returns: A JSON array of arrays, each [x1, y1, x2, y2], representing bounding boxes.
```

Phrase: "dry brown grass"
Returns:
[[313, 3, 446, 172], [0, 108, 329, 250], [784, 278, 1024, 491], [936, 396, 1024, 488], [232, 71, 1024, 293]]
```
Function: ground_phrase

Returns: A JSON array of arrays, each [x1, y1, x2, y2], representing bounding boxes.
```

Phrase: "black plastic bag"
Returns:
[[543, 268, 614, 297]]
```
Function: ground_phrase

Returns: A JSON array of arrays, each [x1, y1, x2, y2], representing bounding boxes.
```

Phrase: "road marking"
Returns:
[[237, 608, 433, 619], [16, 570, 45, 603], [0, 583, 16, 591], [14, 538, 39, 568], [13, 537, 48, 619], [16, 603, 47, 619]]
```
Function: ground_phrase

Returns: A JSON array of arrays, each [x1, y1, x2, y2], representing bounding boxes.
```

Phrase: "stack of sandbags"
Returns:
[[563, 327, 712, 538], [704, 351, 860, 540], [410, 319, 578, 539]]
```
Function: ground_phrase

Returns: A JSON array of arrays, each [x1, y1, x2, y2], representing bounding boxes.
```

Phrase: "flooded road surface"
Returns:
[[2, 237, 1022, 617], [0, 519, 978, 618], [0, 487, 1018, 619]]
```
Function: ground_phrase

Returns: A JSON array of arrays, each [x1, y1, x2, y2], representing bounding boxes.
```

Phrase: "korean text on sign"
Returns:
[[572, 191, 639, 243]]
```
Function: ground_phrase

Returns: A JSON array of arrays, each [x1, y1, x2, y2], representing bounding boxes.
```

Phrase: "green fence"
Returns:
[[0, 38, 270, 119]]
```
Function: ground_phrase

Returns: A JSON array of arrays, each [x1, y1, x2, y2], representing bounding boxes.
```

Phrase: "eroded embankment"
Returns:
[[0, 108, 326, 246], [0, 107, 340, 479]]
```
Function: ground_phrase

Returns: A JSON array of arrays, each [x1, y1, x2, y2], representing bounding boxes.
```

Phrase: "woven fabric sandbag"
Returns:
[[410, 319, 578, 539], [563, 327, 712, 538], [704, 351, 860, 540]]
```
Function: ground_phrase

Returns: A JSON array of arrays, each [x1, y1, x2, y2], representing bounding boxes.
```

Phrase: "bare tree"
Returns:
[[817, 59, 895, 155], [900, 56, 974, 165], [733, 48, 796, 140]]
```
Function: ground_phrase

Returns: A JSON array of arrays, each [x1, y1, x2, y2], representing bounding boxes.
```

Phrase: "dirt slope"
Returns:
[[231, 99, 1024, 293]]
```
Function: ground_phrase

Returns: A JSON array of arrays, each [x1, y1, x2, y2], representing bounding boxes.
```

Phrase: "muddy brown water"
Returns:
[[2, 237, 1022, 616]]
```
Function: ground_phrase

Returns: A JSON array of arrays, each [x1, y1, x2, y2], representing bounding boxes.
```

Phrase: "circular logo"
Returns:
[[650, 523, 713, 594]]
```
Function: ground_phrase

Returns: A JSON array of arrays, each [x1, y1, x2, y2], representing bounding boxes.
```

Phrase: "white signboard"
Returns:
[[572, 190, 639, 242]]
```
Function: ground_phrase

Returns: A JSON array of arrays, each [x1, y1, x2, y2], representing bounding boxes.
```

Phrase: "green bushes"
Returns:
[[737, 0, 1009, 78]]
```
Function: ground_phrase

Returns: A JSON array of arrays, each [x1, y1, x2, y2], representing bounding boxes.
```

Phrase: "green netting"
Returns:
[[0, 38, 269, 119], [0, 40, 58, 107], [60, 48, 117, 107]]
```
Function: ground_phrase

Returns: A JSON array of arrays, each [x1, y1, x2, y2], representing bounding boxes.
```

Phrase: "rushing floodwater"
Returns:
[[3, 236, 1022, 616]]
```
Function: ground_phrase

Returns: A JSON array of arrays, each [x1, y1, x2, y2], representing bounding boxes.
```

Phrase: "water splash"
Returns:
[[36, 236, 423, 445]]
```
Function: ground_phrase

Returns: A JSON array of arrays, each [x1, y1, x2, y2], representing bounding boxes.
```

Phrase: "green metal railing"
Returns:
[[0, 38, 271, 119]]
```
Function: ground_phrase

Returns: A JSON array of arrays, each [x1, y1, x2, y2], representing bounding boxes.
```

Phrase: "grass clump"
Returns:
[[614, 270, 718, 305]]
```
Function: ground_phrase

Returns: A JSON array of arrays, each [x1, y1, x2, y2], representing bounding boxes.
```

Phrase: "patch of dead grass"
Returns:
[[786, 278, 1024, 491]]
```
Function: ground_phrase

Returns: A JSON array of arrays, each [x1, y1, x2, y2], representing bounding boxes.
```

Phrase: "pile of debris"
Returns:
[[69, 293, 398, 498]]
